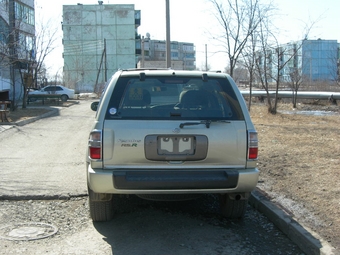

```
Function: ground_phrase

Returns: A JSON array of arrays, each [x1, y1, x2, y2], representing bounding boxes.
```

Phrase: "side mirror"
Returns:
[[91, 101, 99, 111]]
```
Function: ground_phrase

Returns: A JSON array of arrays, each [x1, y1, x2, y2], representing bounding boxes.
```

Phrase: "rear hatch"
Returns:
[[102, 120, 247, 168], [101, 72, 247, 169]]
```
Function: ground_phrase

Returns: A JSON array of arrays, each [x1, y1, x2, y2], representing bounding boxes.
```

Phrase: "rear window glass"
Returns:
[[105, 75, 244, 120]]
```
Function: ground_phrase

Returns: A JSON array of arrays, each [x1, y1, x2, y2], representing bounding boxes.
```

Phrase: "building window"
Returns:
[[134, 10, 140, 25], [171, 43, 178, 50], [0, 18, 9, 43], [14, 2, 35, 26], [171, 52, 178, 58], [183, 44, 194, 52], [17, 32, 34, 60], [184, 53, 195, 59]]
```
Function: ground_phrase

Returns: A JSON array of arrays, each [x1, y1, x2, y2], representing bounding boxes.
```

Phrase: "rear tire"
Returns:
[[61, 94, 68, 102], [219, 194, 248, 219], [88, 188, 113, 222]]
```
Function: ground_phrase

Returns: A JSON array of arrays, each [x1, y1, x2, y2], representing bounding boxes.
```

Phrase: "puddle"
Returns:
[[280, 110, 339, 116]]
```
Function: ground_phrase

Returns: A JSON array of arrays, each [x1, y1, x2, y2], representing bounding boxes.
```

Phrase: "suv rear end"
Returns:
[[86, 69, 259, 221]]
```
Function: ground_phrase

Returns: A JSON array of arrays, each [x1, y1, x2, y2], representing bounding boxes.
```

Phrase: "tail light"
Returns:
[[248, 130, 258, 160], [88, 130, 102, 160]]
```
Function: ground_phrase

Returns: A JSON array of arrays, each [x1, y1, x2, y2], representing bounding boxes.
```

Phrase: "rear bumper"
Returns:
[[87, 165, 259, 194]]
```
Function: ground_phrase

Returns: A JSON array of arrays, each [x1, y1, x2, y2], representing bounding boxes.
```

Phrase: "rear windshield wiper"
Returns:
[[179, 120, 230, 129]]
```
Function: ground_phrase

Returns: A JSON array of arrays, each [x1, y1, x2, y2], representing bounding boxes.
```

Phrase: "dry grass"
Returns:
[[250, 101, 340, 251]]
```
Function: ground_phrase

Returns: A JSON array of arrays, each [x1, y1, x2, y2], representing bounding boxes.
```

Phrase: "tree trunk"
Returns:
[[248, 72, 253, 111], [10, 65, 16, 111]]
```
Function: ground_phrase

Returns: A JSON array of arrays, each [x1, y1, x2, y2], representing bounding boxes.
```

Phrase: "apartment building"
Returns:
[[62, 2, 140, 92], [256, 39, 339, 83], [301, 39, 338, 82], [137, 36, 196, 70], [0, 0, 35, 101]]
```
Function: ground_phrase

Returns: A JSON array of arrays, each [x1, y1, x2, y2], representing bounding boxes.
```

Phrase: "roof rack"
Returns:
[[121, 68, 174, 72]]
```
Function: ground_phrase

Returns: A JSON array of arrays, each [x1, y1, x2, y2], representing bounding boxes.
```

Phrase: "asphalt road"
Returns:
[[0, 100, 329, 254], [0, 100, 92, 199]]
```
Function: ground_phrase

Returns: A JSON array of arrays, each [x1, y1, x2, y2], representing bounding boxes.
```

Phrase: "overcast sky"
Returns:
[[35, 0, 340, 75]]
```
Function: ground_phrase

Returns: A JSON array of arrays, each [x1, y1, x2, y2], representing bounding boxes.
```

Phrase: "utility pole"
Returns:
[[95, 39, 106, 88], [104, 38, 107, 82], [205, 44, 208, 71], [8, 0, 16, 110], [141, 36, 145, 68], [165, 0, 171, 68]]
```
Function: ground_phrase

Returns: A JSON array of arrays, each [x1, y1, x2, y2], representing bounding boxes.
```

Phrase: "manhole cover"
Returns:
[[0, 222, 58, 241]]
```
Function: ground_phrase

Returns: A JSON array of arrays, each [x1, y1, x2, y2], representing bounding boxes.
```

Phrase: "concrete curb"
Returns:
[[0, 193, 88, 201], [0, 100, 80, 130], [249, 188, 336, 255], [0, 108, 59, 133], [16, 107, 59, 126]]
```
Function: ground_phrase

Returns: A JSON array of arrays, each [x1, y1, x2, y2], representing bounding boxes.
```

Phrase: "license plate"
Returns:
[[157, 136, 194, 155]]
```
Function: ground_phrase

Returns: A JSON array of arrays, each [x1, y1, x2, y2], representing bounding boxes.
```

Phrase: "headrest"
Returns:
[[179, 90, 209, 108], [125, 88, 151, 107]]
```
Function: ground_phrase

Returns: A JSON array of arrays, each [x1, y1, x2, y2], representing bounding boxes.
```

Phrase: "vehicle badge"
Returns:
[[172, 128, 180, 134]]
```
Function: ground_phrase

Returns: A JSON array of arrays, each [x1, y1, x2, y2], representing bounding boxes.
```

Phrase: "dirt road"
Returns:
[[0, 100, 303, 254], [0, 196, 303, 255]]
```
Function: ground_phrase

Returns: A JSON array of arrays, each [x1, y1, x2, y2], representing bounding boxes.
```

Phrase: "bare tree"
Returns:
[[1, 2, 15, 110], [255, 17, 316, 114], [288, 66, 303, 108], [271, 41, 294, 113], [271, 20, 317, 113], [228, 60, 249, 83], [20, 17, 59, 108], [256, 38, 304, 113], [325, 45, 340, 87], [0, 25, 12, 97], [255, 24, 272, 109], [208, 0, 267, 78], [241, 30, 258, 111], [0, 1, 58, 109], [198, 62, 211, 71]]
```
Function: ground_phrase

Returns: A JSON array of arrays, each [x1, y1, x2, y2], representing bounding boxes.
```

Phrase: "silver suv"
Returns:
[[87, 69, 259, 221]]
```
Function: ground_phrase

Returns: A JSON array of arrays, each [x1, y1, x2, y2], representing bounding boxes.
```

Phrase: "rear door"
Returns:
[[102, 73, 247, 169]]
